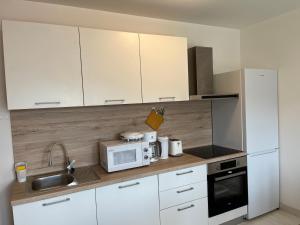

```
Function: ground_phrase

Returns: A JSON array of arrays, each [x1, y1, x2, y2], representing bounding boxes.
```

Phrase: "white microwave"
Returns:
[[99, 140, 151, 172]]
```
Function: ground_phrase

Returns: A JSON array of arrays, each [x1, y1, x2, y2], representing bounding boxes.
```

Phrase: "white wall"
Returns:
[[0, 1, 240, 225], [241, 8, 300, 211]]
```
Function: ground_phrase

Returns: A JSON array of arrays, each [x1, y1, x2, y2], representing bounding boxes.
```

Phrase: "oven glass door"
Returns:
[[208, 167, 248, 217]]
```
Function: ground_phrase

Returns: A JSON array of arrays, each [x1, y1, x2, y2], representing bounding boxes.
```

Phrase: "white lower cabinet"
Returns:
[[159, 165, 209, 225], [96, 175, 160, 225], [12, 189, 97, 225], [160, 198, 209, 225], [12, 167, 209, 225]]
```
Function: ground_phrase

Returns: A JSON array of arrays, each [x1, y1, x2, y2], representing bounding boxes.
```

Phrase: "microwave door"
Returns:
[[107, 143, 143, 172]]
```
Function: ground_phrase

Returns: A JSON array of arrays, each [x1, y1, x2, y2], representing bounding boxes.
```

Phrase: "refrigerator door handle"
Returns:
[[248, 149, 278, 157]]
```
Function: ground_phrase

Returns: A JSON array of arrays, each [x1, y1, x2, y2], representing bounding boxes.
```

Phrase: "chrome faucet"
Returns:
[[47, 142, 75, 174]]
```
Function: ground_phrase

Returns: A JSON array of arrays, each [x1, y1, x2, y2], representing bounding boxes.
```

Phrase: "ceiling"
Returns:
[[27, 0, 300, 28]]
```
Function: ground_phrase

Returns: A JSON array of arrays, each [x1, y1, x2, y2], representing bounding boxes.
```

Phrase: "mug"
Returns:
[[169, 139, 183, 156]]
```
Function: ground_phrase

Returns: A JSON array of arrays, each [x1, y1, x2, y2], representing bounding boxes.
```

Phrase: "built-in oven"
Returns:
[[207, 156, 248, 217]]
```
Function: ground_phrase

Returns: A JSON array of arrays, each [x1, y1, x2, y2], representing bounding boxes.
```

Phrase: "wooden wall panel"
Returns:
[[10, 101, 212, 175]]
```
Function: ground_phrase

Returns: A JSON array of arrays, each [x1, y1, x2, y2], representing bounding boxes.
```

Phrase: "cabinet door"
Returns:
[[160, 198, 208, 225], [2, 20, 83, 110], [80, 28, 142, 106], [96, 176, 160, 225], [13, 189, 97, 225], [139, 34, 189, 103]]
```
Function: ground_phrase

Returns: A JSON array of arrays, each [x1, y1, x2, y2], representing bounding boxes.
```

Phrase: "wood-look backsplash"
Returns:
[[10, 101, 212, 175]]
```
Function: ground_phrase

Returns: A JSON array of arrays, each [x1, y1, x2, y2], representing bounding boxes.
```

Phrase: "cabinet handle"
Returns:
[[42, 198, 70, 206], [177, 204, 195, 212], [105, 99, 125, 103], [118, 182, 140, 189], [159, 97, 175, 101], [177, 187, 194, 194], [176, 170, 194, 176], [215, 171, 247, 182], [35, 101, 61, 105]]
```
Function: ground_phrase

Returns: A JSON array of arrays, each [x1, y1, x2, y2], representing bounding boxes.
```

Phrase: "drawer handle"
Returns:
[[177, 187, 194, 194], [105, 99, 125, 103], [35, 101, 61, 105], [159, 97, 175, 101], [118, 182, 140, 189], [177, 204, 195, 212], [176, 170, 194, 176], [42, 198, 70, 206]]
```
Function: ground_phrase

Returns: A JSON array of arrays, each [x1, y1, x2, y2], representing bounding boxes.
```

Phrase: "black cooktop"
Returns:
[[184, 145, 242, 159]]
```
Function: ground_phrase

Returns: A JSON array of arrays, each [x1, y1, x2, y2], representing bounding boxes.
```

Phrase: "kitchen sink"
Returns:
[[31, 173, 78, 191]]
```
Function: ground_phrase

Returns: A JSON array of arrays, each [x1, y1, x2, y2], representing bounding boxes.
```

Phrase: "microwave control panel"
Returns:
[[142, 142, 151, 165]]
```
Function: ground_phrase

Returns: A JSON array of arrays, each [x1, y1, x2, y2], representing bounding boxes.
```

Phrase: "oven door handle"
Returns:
[[214, 171, 246, 182]]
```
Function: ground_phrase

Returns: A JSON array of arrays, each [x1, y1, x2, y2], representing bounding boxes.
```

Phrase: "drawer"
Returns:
[[159, 165, 207, 191], [160, 182, 207, 210], [160, 198, 208, 225]]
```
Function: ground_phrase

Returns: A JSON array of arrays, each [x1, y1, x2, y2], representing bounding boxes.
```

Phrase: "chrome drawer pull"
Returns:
[[159, 97, 175, 101], [118, 182, 140, 189], [42, 198, 70, 206], [176, 170, 194, 176], [177, 187, 194, 194], [177, 204, 195, 212], [35, 101, 61, 105], [105, 99, 125, 103]]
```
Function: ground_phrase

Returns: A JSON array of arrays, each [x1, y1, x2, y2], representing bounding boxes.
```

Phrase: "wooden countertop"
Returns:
[[11, 152, 247, 206]]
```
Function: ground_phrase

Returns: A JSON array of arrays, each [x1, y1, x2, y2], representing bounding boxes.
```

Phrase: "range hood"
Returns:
[[190, 93, 239, 100], [188, 46, 239, 100]]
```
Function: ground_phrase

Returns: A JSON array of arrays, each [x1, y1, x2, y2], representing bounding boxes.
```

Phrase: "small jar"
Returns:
[[15, 162, 27, 183]]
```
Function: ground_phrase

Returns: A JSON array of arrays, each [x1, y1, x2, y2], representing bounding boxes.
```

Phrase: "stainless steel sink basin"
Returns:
[[31, 173, 78, 191]]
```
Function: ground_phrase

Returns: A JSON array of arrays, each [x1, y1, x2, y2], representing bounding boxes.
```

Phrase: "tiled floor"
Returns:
[[239, 210, 300, 225]]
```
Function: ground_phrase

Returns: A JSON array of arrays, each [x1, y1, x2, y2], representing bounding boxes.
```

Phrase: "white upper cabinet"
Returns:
[[139, 34, 189, 103], [2, 20, 190, 109], [2, 20, 83, 110], [79, 28, 142, 106]]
